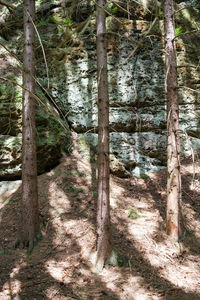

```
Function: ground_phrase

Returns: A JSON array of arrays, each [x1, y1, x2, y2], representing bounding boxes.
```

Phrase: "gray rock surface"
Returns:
[[1, 13, 200, 177], [0, 180, 22, 198], [50, 20, 200, 176], [0, 52, 71, 179]]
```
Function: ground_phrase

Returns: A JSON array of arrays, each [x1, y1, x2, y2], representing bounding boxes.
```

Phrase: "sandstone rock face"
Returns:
[[50, 19, 200, 176]]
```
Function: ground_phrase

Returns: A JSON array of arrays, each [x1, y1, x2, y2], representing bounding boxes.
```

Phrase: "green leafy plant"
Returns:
[[116, 253, 136, 267], [112, 6, 118, 14], [71, 171, 79, 177], [158, 8, 162, 16], [63, 18, 73, 27], [92, 191, 98, 199], [66, 185, 84, 195], [36, 18, 46, 26], [111, 193, 117, 198], [175, 26, 183, 36], [139, 174, 150, 180], [6, 197, 12, 204], [126, 206, 144, 220], [58, 24, 65, 35]]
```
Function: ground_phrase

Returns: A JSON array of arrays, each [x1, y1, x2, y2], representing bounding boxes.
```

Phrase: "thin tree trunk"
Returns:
[[96, 0, 111, 270], [21, 0, 39, 249], [164, 0, 182, 241]]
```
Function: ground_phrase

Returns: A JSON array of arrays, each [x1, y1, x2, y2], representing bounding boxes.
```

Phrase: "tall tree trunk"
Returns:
[[96, 0, 111, 270], [21, 0, 39, 249], [164, 0, 182, 241]]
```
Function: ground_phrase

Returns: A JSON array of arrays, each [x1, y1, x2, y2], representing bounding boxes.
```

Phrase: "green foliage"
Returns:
[[158, 8, 162, 17], [36, 18, 46, 26], [66, 185, 84, 195], [139, 174, 150, 180], [111, 193, 117, 198], [179, 230, 187, 242], [50, 172, 56, 177], [71, 171, 87, 178], [117, 253, 136, 267], [0, 196, 17, 204], [112, 6, 118, 14], [92, 191, 98, 199], [78, 171, 87, 177], [126, 206, 144, 220], [36, 132, 58, 146], [81, 212, 88, 218], [58, 24, 65, 35], [36, 105, 72, 154], [71, 171, 79, 177], [0, 80, 21, 103], [77, 136, 90, 160], [175, 26, 183, 35], [63, 18, 73, 27], [6, 197, 12, 204], [185, 0, 200, 7], [50, 15, 62, 24]]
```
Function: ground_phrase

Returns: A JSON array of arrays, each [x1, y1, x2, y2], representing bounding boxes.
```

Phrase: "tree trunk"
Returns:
[[164, 0, 182, 242], [21, 0, 39, 249], [96, 0, 111, 270]]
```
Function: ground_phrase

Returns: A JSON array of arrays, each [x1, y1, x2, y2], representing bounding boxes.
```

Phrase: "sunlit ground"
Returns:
[[0, 150, 200, 299]]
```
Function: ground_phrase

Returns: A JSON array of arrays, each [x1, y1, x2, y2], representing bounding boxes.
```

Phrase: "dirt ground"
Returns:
[[0, 148, 200, 300]]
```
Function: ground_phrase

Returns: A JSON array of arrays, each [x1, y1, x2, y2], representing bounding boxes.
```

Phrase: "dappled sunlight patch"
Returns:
[[60, 219, 96, 262], [160, 261, 200, 294], [0, 180, 22, 214], [0, 280, 21, 299], [47, 181, 71, 213], [44, 285, 63, 299], [45, 260, 73, 282], [127, 208, 161, 238], [189, 178, 200, 192], [94, 268, 123, 294], [130, 227, 200, 295], [1, 151, 200, 299], [120, 275, 155, 300], [0, 262, 25, 299]]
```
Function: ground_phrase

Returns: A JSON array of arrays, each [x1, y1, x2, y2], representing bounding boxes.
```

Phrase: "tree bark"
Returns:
[[164, 0, 182, 242], [96, 0, 111, 270], [21, 0, 39, 249]]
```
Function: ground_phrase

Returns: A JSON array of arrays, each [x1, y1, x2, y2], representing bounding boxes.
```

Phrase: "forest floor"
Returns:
[[0, 148, 200, 300]]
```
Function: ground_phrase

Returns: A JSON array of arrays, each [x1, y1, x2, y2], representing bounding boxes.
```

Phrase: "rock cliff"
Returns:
[[0, 0, 200, 178]]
